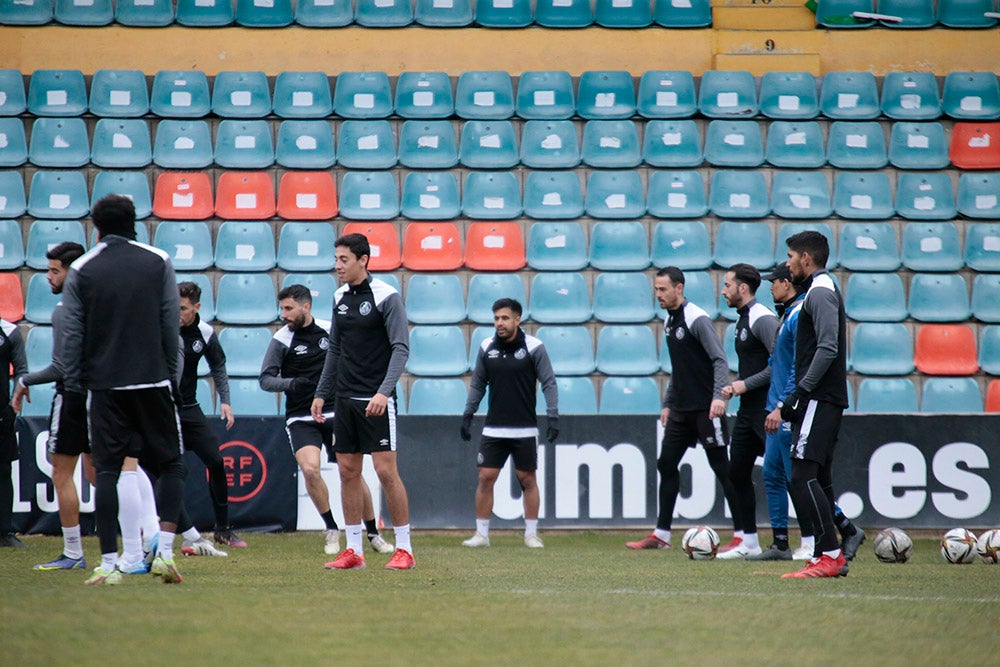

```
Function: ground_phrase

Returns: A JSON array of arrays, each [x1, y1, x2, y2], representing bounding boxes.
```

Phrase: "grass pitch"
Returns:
[[2, 530, 998, 666]]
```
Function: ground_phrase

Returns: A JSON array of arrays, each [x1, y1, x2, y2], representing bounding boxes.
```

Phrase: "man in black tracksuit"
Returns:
[[0, 317, 28, 548], [459, 298, 558, 549]]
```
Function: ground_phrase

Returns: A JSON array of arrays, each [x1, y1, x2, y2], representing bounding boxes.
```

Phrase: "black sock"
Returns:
[[834, 509, 856, 537], [773, 531, 789, 550], [321, 510, 338, 531], [364, 518, 379, 537]]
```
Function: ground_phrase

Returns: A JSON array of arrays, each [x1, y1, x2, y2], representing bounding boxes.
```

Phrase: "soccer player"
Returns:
[[779, 231, 852, 579], [259, 284, 392, 557], [459, 298, 559, 549], [312, 233, 414, 571], [0, 316, 28, 549], [626, 267, 741, 551], [61, 194, 186, 585], [717, 264, 779, 560]]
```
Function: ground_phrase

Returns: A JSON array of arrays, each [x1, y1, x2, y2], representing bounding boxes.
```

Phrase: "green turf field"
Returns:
[[2, 530, 997, 666]]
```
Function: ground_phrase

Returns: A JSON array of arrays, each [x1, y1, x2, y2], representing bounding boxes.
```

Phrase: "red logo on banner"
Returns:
[[218, 441, 268, 503]]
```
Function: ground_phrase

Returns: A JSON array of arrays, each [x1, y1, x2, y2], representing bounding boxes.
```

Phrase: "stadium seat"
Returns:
[[0, 219, 24, 270], [341, 222, 401, 270], [0, 0, 52, 24], [637, 70, 697, 119], [653, 0, 711, 26], [19, 381, 55, 417], [881, 72, 941, 120], [24, 325, 53, 372], [334, 71, 393, 119], [25, 272, 60, 323], [153, 172, 214, 221], [720, 322, 738, 370], [820, 71, 880, 119], [577, 71, 636, 120], [215, 172, 275, 220], [407, 325, 468, 376], [520, 120, 581, 169], [775, 222, 837, 267], [235, 0, 293, 26], [212, 71, 271, 118], [534, 0, 593, 27], [876, 0, 936, 27], [26, 219, 85, 270], [0, 172, 26, 219], [216, 327, 272, 377], [526, 221, 588, 271], [523, 171, 585, 220], [407, 378, 467, 415], [276, 222, 337, 272], [703, 120, 764, 167], [215, 273, 277, 325], [27, 69, 87, 117], [844, 272, 907, 322], [641, 119, 702, 168], [920, 377, 983, 413], [271, 71, 333, 118], [89, 220, 149, 248], [814, 0, 876, 26], [113, 0, 174, 24], [826, 121, 888, 169], [466, 273, 526, 324], [461, 172, 522, 220], [176, 272, 215, 320], [908, 273, 972, 323], [839, 223, 900, 271], [529, 272, 591, 324], [229, 379, 280, 416], [153, 221, 213, 271], [275, 120, 336, 169], [27, 117, 88, 168], [395, 72, 453, 119], [698, 70, 757, 119], [714, 221, 774, 270], [339, 172, 399, 220], [895, 173, 958, 222], [599, 376, 661, 414], [150, 70, 211, 118], [594, 0, 651, 26], [855, 378, 918, 413], [987, 379, 1000, 413], [593, 274, 654, 323], [708, 170, 769, 219], [214, 222, 276, 272], [91, 118, 151, 169], [469, 325, 495, 370], [585, 170, 645, 219], [276, 171, 338, 221], [901, 221, 962, 271], [596, 325, 658, 374], [405, 274, 466, 324], [833, 172, 894, 220], [90, 171, 152, 220], [337, 120, 396, 169], [0, 117, 27, 167], [474, 0, 531, 26], [516, 71, 575, 120], [938, 0, 999, 27], [771, 171, 832, 219], [355, 0, 414, 25], [646, 170, 708, 218], [401, 222, 463, 271], [175, 0, 233, 25], [965, 222, 1000, 271], [281, 272, 337, 317], [958, 173, 1000, 221], [850, 322, 914, 375], [214, 120, 275, 169], [651, 220, 711, 270], [464, 222, 525, 271], [459, 120, 519, 169], [942, 71, 1000, 119], [152, 120, 212, 169], [537, 377, 596, 415], [764, 121, 826, 168], [27, 170, 88, 219], [535, 326, 595, 375], [0, 71, 26, 118], [949, 122, 1000, 169], [759, 71, 820, 120], [972, 274, 1000, 323], [414, 0, 473, 25], [0, 271, 23, 322], [398, 120, 458, 169], [401, 172, 461, 220], [54, 0, 112, 25], [89, 69, 149, 117], [293, 0, 353, 25], [581, 120, 641, 168], [888, 122, 950, 169], [589, 221, 650, 271], [979, 326, 1000, 375], [454, 71, 515, 120]]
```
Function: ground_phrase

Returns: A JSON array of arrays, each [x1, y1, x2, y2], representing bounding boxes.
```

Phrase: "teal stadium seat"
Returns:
[[589, 221, 650, 271], [334, 71, 393, 119], [150, 70, 211, 118], [833, 172, 894, 220], [466, 273, 526, 324], [957, 173, 1000, 219], [235, 0, 293, 26], [407, 378, 467, 415], [0, 172, 26, 218], [581, 120, 641, 168], [596, 326, 659, 374], [908, 273, 972, 323], [826, 121, 887, 169], [28, 117, 89, 168], [216, 327, 272, 377], [714, 221, 774, 270], [154, 221, 214, 271], [197, 379, 216, 415], [759, 71, 820, 119], [337, 120, 397, 169], [921, 378, 983, 413], [599, 377, 661, 414], [942, 72, 1000, 119], [979, 326, 1000, 374], [529, 272, 591, 324], [212, 71, 271, 118], [844, 273, 907, 322], [703, 120, 764, 167], [455, 71, 515, 120], [0, 219, 24, 269], [272, 72, 333, 118], [516, 71, 575, 120], [115, 0, 174, 26], [275, 120, 336, 169], [641, 119, 703, 168], [176, 273, 215, 320], [938, 0, 999, 27], [653, 0, 712, 27], [398, 120, 459, 169], [214, 120, 275, 169], [839, 223, 900, 271], [401, 172, 460, 221], [646, 170, 707, 218], [277, 222, 337, 272], [91, 118, 152, 168], [0, 0, 52, 24], [295, 0, 353, 26], [28, 69, 87, 116], [881, 72, 941, 120], [461, 172, 522, 219], [26, 219, 86, 270], [21, 382, 56, 416], [355, 0, 412, 25], [215, 273, 276, 325], [594, 0, 652, 27], [475, 0, 531, 26], [152, 120, 213, 169], [771, 171, 832, 219], [895, 173, 957, 221], [765, 120, 825, 168], [877, 0, 936, 28], [814, 0, 876, 27], [27, 170, 89, 219], [214, 221, 276, 272], [54, 0, 111, 25], [523, 172, 585, 220], [230, 379, 280, 416], [414, 0, 473, 26], [534, 326, 595, 375], [856, 378, 918, 413], [404, 274, 465, 324], [965, 223, 1000, 271], [972, 274, 1000, 323], [175, 0, 233, 25], [775, 222, 836, 267], [637, 70, 697, 119], [395, 72, 454, 119], [90, 171, 152, 219], [89, 69, 149, 117], [698, 70, 757, 118], [577, 71, 636, 120], [820, 71, 879, 119], [537, 377, 597, 415], [534, 0, 592, 27], [281, 273, 337, 317], [651, 220, 711, 270], [722, 322, 738, 370], [888, 122, 950, 169], [25, 273, 60, 323], [459, 120, 518, 169], [677, 271, 717, 318], [585, 170, 645, 219], [0, 117, 27, 167], [526, 221, 588, 270], [709, 170, 769, 219], [25, 326, 54, 373], [851, 322, 914, 375], [520, 120, 581, 169], [406, 325, 469, 376], [0, 70, 26, 115], [593, 273, 655, 323]]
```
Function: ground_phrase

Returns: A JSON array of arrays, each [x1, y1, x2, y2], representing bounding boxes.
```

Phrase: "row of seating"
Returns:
[[4, 69, 999, 122], [816, 0, 999, 29], [7, 116, 995, 172], [0, 0, 715, 29]]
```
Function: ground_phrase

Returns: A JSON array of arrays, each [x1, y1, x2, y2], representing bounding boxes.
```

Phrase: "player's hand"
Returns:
[[709, 399, 726, 419], [545, 417, 559, 444], [764, 407, 783, 434], [460, 414, 472, 442], [660, 407, 670, 427], [11, 382, 29, 413], [220, 403, 235, 430], [365, 393, 388, 417], [730, 380, 747, 396], [311, 398, 326, 423], [721, 384, 734, 399], [780, 388, 807, 423]]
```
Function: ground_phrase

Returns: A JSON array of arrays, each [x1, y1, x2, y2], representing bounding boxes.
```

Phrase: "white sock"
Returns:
[[182, 527, 201, 543], [101, 552, 118, 571], [801, 535, 815, 553], [524, 519, 538, 536], [476, 518, 490, 537], [157, 531, 175, 560], [346, 524, 364, 554], [116, 471, 144, 565], [744, 532, 760, 550], [135, 468, 160, 548], [733, 530, 745, 542], [653, 528, 671, 544], [822, 547, 842, 559], [394, 524, 411, 554], [63, 525, 83, 560]]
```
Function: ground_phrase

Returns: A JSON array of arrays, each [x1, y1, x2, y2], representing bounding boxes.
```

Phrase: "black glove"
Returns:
[[780, 388, 807, 423], [289, 377, 313, 393], [460, 414, 473, 442], [545, 417, 559, 444]]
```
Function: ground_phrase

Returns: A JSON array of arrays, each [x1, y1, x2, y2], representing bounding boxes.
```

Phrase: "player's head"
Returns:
[[178, 281, 202, 327], [785, 230, 829, 283], [654, 266, 685, 311], [763, 262, 802, 304], [722, 263, 761, 309], [334, 233, 371, 286], [492, 298, 523, 342], [277, 284, 313, 331], [45, 241, 85, 294], [91, 194, 137, 240]]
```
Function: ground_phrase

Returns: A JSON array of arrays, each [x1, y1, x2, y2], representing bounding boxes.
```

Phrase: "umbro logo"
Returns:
[[293, 344, 308, 355]]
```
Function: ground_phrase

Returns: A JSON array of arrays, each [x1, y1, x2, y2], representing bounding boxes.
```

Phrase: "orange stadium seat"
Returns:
[[464, 222, 526, 271], [276, 171, 338, 220], [986, 380, 1000, 413], [401, 222, 463, 271], [341, 222, 401, 271], [0, 272, 24, 322], [215, 171, 276, 220], [949, 122, 1000, 169], [152, 172, 214, 220], [913, 324, 979, 376]]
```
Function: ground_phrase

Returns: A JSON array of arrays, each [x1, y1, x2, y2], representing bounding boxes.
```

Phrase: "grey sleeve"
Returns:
[[743, 314, 780, 392], [315, 314, 339, 401], [60, 270, 86, 394], [376, 293, 409, 398], [690, 316, 729, 400], [258, 339, 293, 393], [663, 376, 675, 410], [8, 327, 28, 385], [533, 345, 558, 419], [205, 333, 231, 406], [463, 347, 487, 417], [160, 260, 180, 385], [798, 289, 840, 393]]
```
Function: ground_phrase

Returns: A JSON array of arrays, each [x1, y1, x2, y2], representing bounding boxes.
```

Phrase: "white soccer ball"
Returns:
[[941, 528, 978, 564], [975, 528, 1000, 564], [681, 526, 720, 560], [873, 527, 913, 563]]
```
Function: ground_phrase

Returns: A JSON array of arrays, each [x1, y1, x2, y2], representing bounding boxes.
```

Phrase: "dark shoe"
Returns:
[[746, 544, 793, 561], [841, 529, 866, 561], [0, 533, 27, 548], [214, 529, 248, 548]]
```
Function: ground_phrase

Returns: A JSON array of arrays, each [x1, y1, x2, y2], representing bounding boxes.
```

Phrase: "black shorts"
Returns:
[[179, 404, 221, 466], [47, 389, 90, 457], [88, 386, 183, 473], [730, 409, 766, 457], [478, 435, 538, 471], [663, 409, 729, 452], [333, 396, 396, 455], [790, 399, 844, 465], [286, 415, 336, 462]]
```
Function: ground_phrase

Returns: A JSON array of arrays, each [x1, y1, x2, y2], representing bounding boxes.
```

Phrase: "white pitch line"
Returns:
[[507, 588, 1000, 604]]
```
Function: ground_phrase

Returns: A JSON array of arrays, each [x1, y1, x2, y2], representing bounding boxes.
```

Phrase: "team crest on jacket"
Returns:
[[739, 328, 748, 341], [192, 340, 204, 353], [514, 348, 526, 360], [359, 301, 372, 316], [319, 337, 330, 350], [674, 327, 685, 340]]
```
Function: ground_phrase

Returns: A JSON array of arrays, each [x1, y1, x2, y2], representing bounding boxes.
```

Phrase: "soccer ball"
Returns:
[[975, 529, 1000, 564], [873, 527, 913, 563], [940, 528, 978, 564], [681, 526, 720, 560]]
